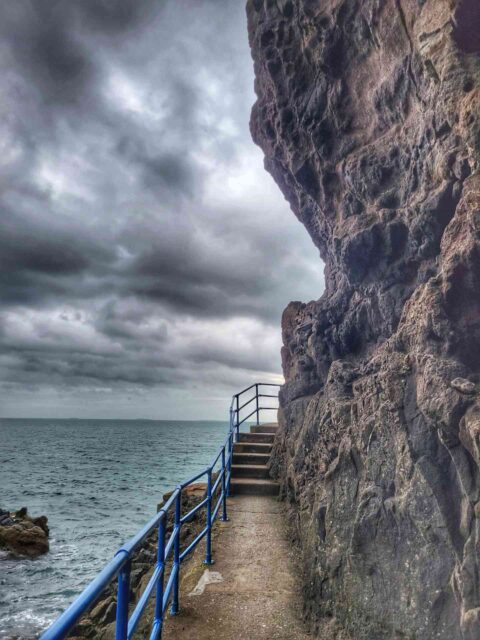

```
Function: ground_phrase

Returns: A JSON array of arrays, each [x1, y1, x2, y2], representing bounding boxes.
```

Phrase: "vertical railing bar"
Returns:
[[221, 447, 228, 522], [227, 422, 232, 497], [255, 383, 259, 425], [227, 407, 232, 497], [170, 489, 181, 615], [235, 394, 240, 441], [115, 560, 131, 640], [152, 515, 165, 633], [204, 468, 213, 564]]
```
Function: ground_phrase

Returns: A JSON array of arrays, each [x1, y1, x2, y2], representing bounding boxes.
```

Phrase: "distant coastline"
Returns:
[[0, 417, 227, 422]]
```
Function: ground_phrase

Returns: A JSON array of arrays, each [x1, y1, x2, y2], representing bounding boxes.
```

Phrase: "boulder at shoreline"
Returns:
[[0, 507, 49, 557]]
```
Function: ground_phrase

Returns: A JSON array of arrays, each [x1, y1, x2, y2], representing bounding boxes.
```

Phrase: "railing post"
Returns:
[[227, 407, 233, 497], [235, 395, 240, 441], [170, 490, 181, 616], [227, 426, 232, 497], [115, 559, 131, 640], [204, 469, 213, 564], [152, 515, 166, 636], [221, 448, 228, 522], [255, 383, 259, 425]]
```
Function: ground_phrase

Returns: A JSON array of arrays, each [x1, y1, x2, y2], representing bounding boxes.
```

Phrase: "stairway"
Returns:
[[230, 423, 279, 496]]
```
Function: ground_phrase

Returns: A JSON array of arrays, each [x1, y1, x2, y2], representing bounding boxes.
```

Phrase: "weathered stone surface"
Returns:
[[452, 377, 476, 394], [0, 507, 49, 557], [247, 0, 480, 638]]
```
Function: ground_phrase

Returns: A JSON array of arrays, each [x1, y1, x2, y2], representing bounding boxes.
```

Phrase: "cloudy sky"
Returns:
[[0, 0, 323, 420]]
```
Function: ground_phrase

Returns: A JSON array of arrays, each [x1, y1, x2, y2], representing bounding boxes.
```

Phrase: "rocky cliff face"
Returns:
[[247, 1, 480, 638]]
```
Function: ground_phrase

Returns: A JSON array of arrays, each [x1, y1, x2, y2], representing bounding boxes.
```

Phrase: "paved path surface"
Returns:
[[162, 495, 311, 640]]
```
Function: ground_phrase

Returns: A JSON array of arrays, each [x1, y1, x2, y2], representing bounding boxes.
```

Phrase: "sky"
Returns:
[[0, 0, 324, 420]]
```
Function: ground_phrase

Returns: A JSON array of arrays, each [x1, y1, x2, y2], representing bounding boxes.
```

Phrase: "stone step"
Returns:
[[238, 432, 275, 444], [232, 452, 270, 465], [229, 477, 279, 496], [231, 464, 270, 479], [250, 424, 278, 434], [233, 442, 272, 454]]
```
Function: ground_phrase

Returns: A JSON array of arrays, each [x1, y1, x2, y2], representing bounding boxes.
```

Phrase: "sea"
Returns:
[[0, 418, 228, 639]]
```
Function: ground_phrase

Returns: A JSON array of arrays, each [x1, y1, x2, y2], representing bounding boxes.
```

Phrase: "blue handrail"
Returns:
[[39, 382, 280, 640]]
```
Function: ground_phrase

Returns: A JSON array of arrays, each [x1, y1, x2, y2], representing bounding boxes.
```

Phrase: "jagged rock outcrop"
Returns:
[[0, 507, 49, 557], [247, 1, 480, 638]]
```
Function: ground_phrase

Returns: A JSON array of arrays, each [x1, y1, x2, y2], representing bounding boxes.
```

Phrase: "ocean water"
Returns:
[[0, 418, 228, 639]]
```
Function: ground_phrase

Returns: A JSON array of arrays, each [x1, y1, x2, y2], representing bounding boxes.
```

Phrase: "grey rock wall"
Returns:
[[247, 0, 480, 637]]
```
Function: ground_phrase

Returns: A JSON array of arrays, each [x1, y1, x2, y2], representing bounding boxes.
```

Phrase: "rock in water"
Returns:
[[0, 508, 49, 557], [247, 1, 480, 638]]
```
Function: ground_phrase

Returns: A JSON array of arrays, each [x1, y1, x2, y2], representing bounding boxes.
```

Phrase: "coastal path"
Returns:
[[40, 384, 311, 640], [161, 420, 310, 639]]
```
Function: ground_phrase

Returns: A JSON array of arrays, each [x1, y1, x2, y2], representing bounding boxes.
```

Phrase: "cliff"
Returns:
[[247, 1, 480, 638]]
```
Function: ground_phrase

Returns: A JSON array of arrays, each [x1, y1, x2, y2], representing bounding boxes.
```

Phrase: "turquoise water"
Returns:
[[0, 418, 228, 639]]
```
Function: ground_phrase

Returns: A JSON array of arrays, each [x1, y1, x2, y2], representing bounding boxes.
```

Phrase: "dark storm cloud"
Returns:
[[0, 0, 324, 415], [0, 201, 116, 306], [2, 0, 159, 103], [116, 137, 199, 198], [77, 0, 157, 33]]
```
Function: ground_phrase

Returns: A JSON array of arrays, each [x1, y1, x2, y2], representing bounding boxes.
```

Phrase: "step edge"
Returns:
[[230, 478, 279, 485], [231, 464, 270, 470], [233, 443, 272, 448], [242, 432, 276, 436]]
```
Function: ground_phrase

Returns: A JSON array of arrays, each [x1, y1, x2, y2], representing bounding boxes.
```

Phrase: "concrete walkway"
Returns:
[[162, 495, 311, 640]]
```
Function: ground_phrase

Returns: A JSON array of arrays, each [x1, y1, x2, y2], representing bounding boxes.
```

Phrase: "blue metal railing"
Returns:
[[40, 382, 280, 640]]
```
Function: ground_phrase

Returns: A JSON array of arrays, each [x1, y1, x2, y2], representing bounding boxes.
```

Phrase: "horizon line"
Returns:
[[0, 416, 229, 422]]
